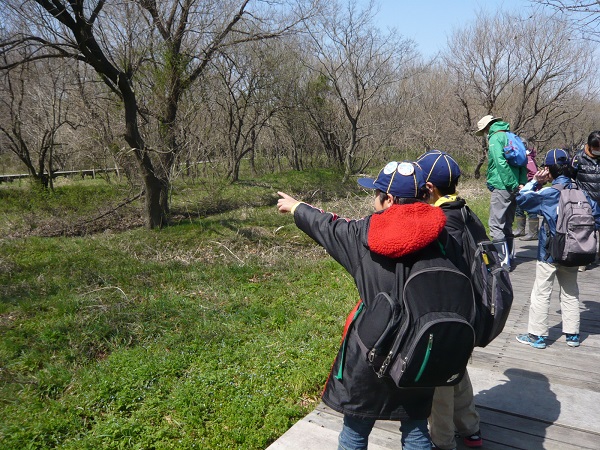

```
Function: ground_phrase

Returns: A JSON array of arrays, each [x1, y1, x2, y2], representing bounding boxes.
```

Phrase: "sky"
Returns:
[[370, 0, 537, 57]]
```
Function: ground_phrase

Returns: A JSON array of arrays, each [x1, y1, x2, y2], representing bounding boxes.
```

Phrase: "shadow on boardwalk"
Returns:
[[474, 368, 559, 450], [268, 239, 600, 450]]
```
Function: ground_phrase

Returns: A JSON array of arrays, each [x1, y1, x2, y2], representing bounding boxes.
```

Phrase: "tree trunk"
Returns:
[[119, 78, 168, 228], [474, 140, 488, 180], [342, 125, 358, 182]]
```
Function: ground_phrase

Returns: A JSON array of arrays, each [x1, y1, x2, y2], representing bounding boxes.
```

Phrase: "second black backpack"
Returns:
[[460, 206, 514, 347]]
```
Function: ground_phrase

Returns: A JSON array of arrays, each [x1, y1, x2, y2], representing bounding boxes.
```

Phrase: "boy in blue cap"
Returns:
[[516, 149, 600, 349], [416, 150, 483, 450], [277, 161, 453, 450]]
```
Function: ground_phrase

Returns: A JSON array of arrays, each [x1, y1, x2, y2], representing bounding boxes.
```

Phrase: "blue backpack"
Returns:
[[502, 132, 527, 167]]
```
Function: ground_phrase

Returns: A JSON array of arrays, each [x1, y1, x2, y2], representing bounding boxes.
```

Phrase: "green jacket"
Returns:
[[485, 121, 527, 191]]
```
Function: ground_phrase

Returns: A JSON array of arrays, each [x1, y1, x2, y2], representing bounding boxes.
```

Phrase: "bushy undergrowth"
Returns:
[[0, 168, 490, 449]]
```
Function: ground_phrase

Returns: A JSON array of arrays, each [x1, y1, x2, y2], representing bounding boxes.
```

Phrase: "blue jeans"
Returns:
[[338, 414, 431, 450]]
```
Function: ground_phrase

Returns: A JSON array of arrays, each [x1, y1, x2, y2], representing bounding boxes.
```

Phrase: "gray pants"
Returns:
[[489, 189, 517, 242]]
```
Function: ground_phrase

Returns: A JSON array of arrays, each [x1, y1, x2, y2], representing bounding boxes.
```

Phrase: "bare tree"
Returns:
[[0, 0, 320, 228], [396, 64, 463, 154], [208, 42, 282, 182], [0, 57, 76, 188], [264, 39, 320, 171], [532, 1, 600, 41], [303, 0, 417, 181], [444, 10, 598, 177]]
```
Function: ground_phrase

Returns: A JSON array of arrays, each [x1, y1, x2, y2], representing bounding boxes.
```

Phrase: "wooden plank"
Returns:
[[266, 407, 394, 450], [265, 416, 341, 449], [477, 422, 592, 450], [469, 352, 600, 392], [477, 407, 600, 449]]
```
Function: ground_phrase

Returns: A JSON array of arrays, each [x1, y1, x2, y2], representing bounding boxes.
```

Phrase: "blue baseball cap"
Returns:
[[416, 150, 461, 188], [544, 149, 569, 166], [358, 161, 426, 198]]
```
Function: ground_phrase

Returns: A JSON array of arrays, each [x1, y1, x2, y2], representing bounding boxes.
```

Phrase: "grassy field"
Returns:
[[0, 169, 491, 449]]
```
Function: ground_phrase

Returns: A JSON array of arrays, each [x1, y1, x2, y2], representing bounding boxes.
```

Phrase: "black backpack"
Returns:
[[459, 206, 514, 347], [354, 241, 476, 388]]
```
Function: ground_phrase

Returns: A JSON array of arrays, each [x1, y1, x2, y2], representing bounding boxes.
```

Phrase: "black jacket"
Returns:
[[572, 149, 600, 202], [293, 201, 449, 420]]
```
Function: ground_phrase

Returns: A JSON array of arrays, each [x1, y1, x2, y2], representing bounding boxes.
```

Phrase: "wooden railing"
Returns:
[[0, 168, 121, 184]]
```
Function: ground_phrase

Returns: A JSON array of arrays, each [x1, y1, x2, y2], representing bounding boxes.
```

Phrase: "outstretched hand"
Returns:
[[277, 191, 299, 213]]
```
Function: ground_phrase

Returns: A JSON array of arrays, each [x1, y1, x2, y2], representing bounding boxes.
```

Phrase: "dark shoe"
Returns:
[[463, 430, 483, 448]]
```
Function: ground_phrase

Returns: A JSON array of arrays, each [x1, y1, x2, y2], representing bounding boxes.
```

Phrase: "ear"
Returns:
[[425, 182, 435, 195], [384, 193, 394, 206]]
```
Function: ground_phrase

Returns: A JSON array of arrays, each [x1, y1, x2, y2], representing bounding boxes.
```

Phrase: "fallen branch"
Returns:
[[79, 191, 144, 225]]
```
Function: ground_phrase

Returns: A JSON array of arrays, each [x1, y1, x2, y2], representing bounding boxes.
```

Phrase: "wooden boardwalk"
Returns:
[[268, 240, 600, 450]]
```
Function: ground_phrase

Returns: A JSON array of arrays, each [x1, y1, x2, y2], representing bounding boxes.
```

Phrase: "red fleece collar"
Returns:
[[367, 203, 447, 258]]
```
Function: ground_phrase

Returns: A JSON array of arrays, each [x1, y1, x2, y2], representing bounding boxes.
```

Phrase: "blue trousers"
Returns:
[[338, 414, 431, 450]]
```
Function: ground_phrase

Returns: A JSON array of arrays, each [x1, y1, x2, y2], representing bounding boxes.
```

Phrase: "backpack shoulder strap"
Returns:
[[460, 204, 473, 225], [460, 205, 469, 223], [389, 257, 408, 305]]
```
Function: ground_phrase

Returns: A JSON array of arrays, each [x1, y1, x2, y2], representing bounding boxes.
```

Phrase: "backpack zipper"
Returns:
[[400, 318, 474, 377], [335, 302, 364, 380], [414, 333, 433, 382]]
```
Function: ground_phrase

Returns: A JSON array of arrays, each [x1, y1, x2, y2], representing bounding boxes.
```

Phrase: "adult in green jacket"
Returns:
[[475, 115, 527, 269]]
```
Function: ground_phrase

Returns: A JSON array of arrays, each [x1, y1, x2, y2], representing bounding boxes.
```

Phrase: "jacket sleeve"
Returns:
[[583, 192, 600, 229], [516, 180, 545, 215], [293, 202, 366, 274], [571, 151, 582, 178], [490, 133, 519, 191], [519, 166, 528, 185]]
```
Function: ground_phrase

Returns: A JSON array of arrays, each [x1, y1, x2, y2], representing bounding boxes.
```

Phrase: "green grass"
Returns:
[[0, 169, 491, 449]]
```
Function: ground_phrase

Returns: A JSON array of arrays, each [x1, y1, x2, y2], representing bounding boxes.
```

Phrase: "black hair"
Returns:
[[376, 190, 388, 205], [547, 163, 573, 179], [587, 131, 600, 147], [394, 196, 428, 205], [376, 187, 430, 204], [436, 179, 460, 197]]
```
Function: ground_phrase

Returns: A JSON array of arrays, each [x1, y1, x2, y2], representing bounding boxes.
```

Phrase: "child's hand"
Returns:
[[533, 167, 550, 184], [277, 192, 300, 213]]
